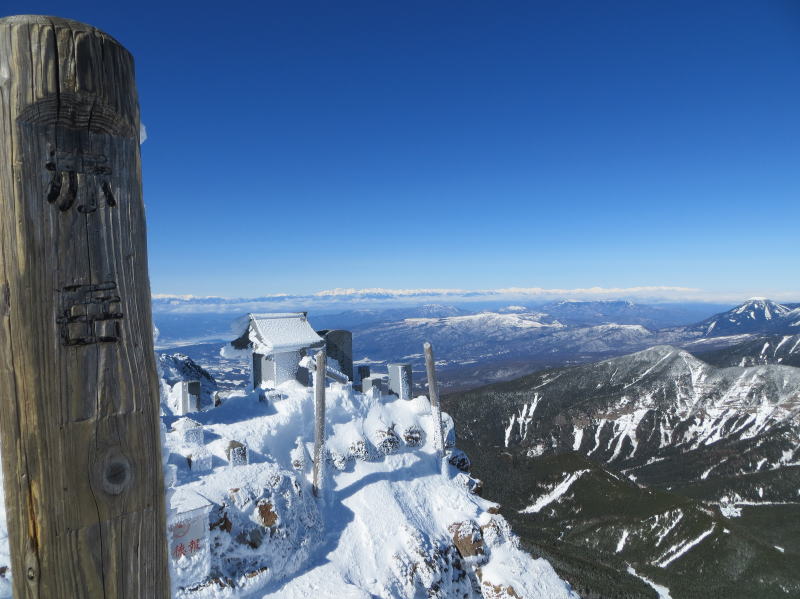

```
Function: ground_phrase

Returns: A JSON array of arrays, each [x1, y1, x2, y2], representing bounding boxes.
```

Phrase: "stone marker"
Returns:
[[387, 362, 413, 400]]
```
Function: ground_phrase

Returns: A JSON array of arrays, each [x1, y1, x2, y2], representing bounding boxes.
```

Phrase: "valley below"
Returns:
[[443, 337, 800, 597]]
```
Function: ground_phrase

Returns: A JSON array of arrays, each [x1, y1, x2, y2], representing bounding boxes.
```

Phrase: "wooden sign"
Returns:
[[0, 15, 169, 598]]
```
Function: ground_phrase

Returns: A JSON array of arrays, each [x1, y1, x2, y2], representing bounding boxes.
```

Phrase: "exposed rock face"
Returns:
[[210, 510, 232, 534], [256, 500, 278, 527], [387, 525, 478, 598], [449, 521, 485, 560], [454, 472, 484, 496], [478, 578, 521, 599], [448, 448, 472, 472], [159, 352, 218, 408]]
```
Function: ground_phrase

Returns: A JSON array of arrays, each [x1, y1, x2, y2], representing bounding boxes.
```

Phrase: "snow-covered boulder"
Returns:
[[178, 464, 322, 595], [159, 352, 218, 413]]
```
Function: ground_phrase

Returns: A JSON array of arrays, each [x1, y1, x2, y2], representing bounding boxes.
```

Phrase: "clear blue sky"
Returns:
[[6, 1, 800, 298]]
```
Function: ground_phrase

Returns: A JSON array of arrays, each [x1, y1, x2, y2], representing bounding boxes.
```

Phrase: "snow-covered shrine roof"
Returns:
[[242, 313, 324, 355]]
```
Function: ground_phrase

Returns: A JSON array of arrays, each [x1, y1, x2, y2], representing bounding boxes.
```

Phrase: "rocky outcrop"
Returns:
[[449, 520, 485, 560], [159, 352, 218, 408], [202, 465, 321, 587]]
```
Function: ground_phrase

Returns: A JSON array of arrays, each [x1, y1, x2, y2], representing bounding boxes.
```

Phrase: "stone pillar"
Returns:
[[317, 329, 353, 381], [387, 363, 413, 400]]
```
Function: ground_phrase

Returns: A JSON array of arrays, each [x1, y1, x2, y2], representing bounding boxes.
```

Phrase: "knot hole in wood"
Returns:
[[101, 453, 133, 496]]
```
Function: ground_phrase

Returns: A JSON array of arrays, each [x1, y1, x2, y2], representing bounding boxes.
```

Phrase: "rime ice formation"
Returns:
[[161, 360, 577, 598]]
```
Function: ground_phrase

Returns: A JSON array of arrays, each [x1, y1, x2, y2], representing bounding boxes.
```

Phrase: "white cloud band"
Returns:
[[151, 285, 798, 314]]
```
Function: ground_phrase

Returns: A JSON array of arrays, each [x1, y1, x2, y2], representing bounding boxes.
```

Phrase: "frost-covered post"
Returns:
[[423, 342, 445, 460], [313, 349, 327, 496], [0, 15, 169, 598]]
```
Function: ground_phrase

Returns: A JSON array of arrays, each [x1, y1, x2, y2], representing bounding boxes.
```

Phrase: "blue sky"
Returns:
[[6, 1, 800, 299]]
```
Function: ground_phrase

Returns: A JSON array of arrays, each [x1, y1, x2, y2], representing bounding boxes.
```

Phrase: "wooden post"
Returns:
[[312, 350, 326, 497], [0, 15, 169, 598], [423, 342, 445, 459]]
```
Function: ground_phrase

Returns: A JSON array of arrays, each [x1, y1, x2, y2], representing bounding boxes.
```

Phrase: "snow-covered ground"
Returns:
[[161, 365, 578, 598]]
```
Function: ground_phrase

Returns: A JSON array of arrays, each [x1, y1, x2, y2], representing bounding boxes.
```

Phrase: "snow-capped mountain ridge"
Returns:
[[155, 299, 800, 394], [402, 311, 558, 331], [534, 346, 798, 469], [697, 333, 800, 368], [448, 344, 800, 490], [697, 298, 797, 337], [444, 342, 800, 596]]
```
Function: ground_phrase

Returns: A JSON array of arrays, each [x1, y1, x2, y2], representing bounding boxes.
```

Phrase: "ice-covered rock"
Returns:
[[160, 352, 219, 412]]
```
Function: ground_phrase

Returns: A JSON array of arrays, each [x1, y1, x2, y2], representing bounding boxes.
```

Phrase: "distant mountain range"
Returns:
[[350, 298, 800, 391], [155, 298, 800, 393], [538, 299, 715, 328]]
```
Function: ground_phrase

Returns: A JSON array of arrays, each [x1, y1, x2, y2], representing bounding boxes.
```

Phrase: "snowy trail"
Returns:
[[258, 452, 448, 597], [256, 448, 578, 598]]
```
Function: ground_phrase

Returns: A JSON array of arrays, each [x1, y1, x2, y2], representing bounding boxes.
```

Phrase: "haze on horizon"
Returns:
[[149, 286, 800, 318], [9, 0, 799, 298]]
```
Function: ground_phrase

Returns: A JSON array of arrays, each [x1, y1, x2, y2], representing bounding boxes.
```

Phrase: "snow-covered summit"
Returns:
[[732, 298, 790, 319], [495, 343, 800, 475], [498, 305, 529, 313], [400, 312, 560, 337], [163, 373, 578, 598], [697, 298, 796, 337]]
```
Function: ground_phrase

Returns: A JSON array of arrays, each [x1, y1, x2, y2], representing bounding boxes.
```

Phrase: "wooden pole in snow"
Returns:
[[313, 349, 327, 496], [0, 15, 169, 598], [423, 342, 445, 459]]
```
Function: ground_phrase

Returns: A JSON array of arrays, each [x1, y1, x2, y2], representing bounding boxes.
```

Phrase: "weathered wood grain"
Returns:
[[0, 15, 169, 598]]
